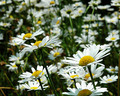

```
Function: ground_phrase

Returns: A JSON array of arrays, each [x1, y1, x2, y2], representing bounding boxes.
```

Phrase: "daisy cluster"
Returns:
[[0, 0, 120, 96]]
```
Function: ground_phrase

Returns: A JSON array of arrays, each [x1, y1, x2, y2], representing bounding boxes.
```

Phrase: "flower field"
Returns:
[[0, 0, 120, 96]]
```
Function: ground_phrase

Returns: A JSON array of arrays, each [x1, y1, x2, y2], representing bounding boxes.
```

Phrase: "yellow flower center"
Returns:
[[33, 41, 42, 47], [85, 26, 88, 28], [112, 32, 115, 35], [77, 89, 92, 96], [16, 60, 20, 64], [50, 1, 55, 4], [110, 37, 116, 40], [12, 64, 17, 68], [75, 3, 79, 6], [37, 21, 42, 24], [86, 30, 88, 32], [32, 70, 42, 77], [118, 15, 120, 19], [79, 10, 83, 13], [79, 56, 95, 66], [70, 75, 79, 78], [111, 20, 114, 23], [30, 87, 38, 90], [84, 73, 94, 80], [101, 17, 104, 20], [22, 2, 26, 6], [56, 20, 60, 24], [23, 33, 32, 40], [111, 69, 115, 72], [10, 15, 13, 19], [96, 24, 98, 26], [66, 10, 72, 14], [20, 86, 25, 90], [107, 79, 113, 82], [2, 8, 5, 12], [3, 23, 7, 26], [14, 43, 17, 45], [2, 1, 6, 4], [53, 52, 60, 57], [20, 8, 23, 11]]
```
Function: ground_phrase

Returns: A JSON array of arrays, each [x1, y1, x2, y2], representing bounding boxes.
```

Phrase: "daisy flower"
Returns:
[[31, 65, 45, 78], [51, 17, 61, 27], [20, 35, 61, 57], [82, 24, 90, 29], [35, 16, 46, 26], [32, 35, 61, 48], [88, 30, 98, 36], [60, 5, 75, 18], [83, 14, 98, 22], [72, 2, 84, 8], [57, 66, 74, 75], [105, 34, 119, 42], [9, 53, 22, 62], [16, 84, 26, 92], [19, 65, 56, 83], [62, 44, 110, 66], [0, 22, 11, 27], [88, 0, 101, 8], [6, 62, 18, 71], [9, 37, 24, 46], [83, 64, 105, 81], [106, 66, 118, 73], [10, 28, 43, 45], [17, 28, 44, 41], [48, 48, 63, 60], [50, 27, 62, 36], [24, 81, 48, 91], [59, 66, 85, 80], [105, 16, 118, 25], [108, 30, 119, 35], [0, 0, 12, 6], [91, 22, 103, 28], [15, 4, 27, 13], [100, 75, 118, 83], [63, 81, 107, 96], [74, 7, 85, 17], [111, 0, 120, 6], [74, 33, 95, 44], [35, 0, 59, 8], [19, 65, 46, 83]]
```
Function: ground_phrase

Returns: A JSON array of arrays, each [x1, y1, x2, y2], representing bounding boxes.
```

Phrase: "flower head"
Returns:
[[62, 44, 110, 66], [62, 81, 107, 96]]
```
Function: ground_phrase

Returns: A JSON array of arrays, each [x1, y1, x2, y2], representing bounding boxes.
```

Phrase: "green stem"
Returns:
[[23, 53, 31, 71], [35, 91, 38, 96], [33, 51, 46, 96], [38, 78, 46, 96], [40, 49, 58, 96], [118, 54, 120, 96], [73, 79, 76, 88], [83, 5, 90, 17], [69, 16, 75, 54], [69, 16, 73, 34], [4, 72, 20, 96], [33, 50, 42, 66], [87, 66, 96, 90]]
